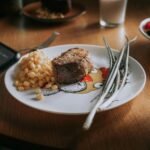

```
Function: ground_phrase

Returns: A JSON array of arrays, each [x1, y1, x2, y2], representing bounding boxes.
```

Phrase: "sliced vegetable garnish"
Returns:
[[42, 89, 59, 96], [60, 82, 87, 93], [91, 68, 98, 74], [94, 82, 103, 89], [81, 74, 93, 82], [100, 67, 109, 79]]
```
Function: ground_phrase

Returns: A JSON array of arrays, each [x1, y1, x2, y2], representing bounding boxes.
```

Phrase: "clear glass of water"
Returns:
[[99, 0, 128, 27]]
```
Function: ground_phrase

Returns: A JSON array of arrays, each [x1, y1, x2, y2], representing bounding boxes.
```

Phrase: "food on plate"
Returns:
[[60, 82, 87, 93], [35, 8, 65, 19], [35, 88, 44, 100], [13, 48, 103, 100], [14, 51, 57, 91], [52, 48, 93, 84], [100, 67, 109, 79], [14, 48, 93, 91]]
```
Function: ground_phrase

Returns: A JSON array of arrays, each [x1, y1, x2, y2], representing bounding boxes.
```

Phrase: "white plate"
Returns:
[[4, 44, 146, 115], [139, 18, 150, 40]]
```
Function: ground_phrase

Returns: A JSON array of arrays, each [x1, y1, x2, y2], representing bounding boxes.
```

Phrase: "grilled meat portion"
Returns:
[[52, 48, 93, 84]]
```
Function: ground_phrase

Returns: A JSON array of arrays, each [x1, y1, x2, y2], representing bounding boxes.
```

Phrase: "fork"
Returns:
[[20, 31, 60, 55]]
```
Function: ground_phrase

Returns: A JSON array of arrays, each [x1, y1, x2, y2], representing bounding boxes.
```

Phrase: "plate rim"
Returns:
[[4, 44, 146, 115], [22, 1, 86, 23]]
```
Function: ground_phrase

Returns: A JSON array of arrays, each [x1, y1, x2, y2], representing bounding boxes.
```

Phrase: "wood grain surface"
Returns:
[[0, 0, 150, 149]]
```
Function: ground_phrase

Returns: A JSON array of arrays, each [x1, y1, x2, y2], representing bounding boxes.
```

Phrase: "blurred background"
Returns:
[[0, 0, 149, 150]]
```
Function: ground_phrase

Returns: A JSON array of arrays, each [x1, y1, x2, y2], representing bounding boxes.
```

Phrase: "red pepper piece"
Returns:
[[144, 22, 150, 30], [100, 67, 109, 79], [81, 74, 93, 82]]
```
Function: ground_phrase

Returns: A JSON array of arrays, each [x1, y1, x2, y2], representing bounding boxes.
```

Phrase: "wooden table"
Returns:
[[0, 0, 150, 149]]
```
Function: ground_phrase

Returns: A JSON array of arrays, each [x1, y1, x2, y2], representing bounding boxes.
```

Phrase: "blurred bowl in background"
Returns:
[[0, 0, 22, 16], [41, 0, 72, 14], [22, 1, 86, 24]]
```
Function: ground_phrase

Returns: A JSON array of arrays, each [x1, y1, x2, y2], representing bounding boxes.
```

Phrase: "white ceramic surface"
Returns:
[[139, 18, 150, 40], [4, 44, 146, 115]]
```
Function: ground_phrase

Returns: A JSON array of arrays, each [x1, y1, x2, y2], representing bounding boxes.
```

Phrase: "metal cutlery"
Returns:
[[0, 31, 59, 73], [20, 31, 60, 55]]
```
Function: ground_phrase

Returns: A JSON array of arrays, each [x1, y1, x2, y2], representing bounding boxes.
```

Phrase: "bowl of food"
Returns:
[[22, 1, 86, 23], [41, 0, 72, 14], [139, 18, 150, 40]]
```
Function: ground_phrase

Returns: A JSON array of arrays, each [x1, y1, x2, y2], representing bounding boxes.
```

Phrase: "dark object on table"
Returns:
[[144, 21, 150, 36], [52, 48, 93, 84], [41, 0, 72, 14], [146, 30, 150, 36], [23, 2, 86, 23], [0, 0, 22, 16], [0, 32, 59, 73], [0, 43, 20, 73]]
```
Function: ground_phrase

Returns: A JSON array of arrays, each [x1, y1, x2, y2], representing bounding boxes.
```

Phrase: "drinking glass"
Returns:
[[99, 0, 128, 27]]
